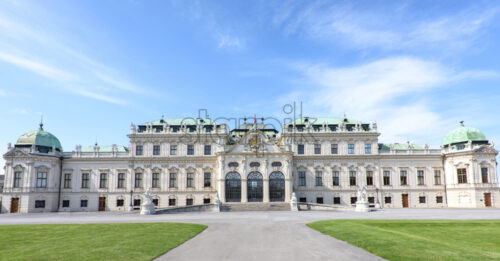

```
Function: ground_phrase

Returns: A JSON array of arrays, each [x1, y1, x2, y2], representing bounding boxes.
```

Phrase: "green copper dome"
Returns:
[[442, 122, 487, 146], [16, 123, 62, 151]]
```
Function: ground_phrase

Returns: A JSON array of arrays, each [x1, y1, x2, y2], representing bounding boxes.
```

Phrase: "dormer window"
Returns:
[[457, 144, 465, 150]]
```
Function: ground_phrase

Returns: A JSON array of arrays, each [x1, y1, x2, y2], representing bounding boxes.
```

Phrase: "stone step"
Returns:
[[221, 202, 290, 212]]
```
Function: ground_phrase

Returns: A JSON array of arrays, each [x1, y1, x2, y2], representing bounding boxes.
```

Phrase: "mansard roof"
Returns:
[[80, 145, 128, 153], [292, 117, 366, 125], [442, 122, 487, 146], [379, 143, 424, 150], [142, 117, 216, 126]]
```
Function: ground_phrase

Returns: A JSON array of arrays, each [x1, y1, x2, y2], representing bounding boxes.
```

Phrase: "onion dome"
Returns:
[[16, 122, 62, 152], [442, 121, 487, 146]]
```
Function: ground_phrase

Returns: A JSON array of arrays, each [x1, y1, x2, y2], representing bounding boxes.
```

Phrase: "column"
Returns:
[[285, 179, 291, 202], [241, 178, 248, 203], [263, 178, 270, 202]]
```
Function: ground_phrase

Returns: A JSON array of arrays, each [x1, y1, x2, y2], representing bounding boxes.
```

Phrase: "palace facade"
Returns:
[[1, 116, 499, 213]]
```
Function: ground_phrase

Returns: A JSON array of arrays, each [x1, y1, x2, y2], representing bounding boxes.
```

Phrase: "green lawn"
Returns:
[[307, 220, 500, 261], [0, 222, 206, 261]]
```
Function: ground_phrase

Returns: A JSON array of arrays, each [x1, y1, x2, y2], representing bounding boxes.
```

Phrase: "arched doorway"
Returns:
[[269, 172, 285, 202], [247, 172, 263, 202], [225, 172, 241, 202]]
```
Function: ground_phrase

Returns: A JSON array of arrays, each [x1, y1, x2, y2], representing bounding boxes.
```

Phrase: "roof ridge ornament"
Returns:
[[39, 115, 44, 131], [460, 120, 464, 127]]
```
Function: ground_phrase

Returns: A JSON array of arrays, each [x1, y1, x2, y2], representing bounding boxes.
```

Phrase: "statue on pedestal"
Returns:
[[355, 186, 370, 212], [290, 192, 298, 211], [140, 187, 156, 215], [213, 193, 221, 212]]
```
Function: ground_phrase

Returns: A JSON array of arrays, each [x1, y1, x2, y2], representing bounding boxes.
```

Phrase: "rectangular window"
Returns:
[[13, 172, 22, 188], [153, 145, 160, 155], [299, 197, 307, 203], [169, 173, 177, 188], [152, 173, 160, 188], [434, 170, 442, 185], [204, 145, 211, 155], [204, 173, 211, 187], [315, 171, 322, 186], [350, 197, 357, 204], [316, 197, 323, 204], [136, 145, 143, 156], [417, 170, 425, 185], [187, 145, 194, 155], [204, 198, 211, 204], [383, 171, 391, 186], [62, 200, 70, 208], [331, 144, 338, 154], [333, 197, 341, 204], [134, 199, 141, 206], [457, 168, 467, 184], [314, 144, 321, 154], [64, 173, 71, 189], [99, 173, 107, 188], [135, 173, 143, 188], [186, 198, 193, 205], [81, 173, 89, 189], [297, 144, 304, 154], [117, 173, 125, 188], [116, 199, 124, 207], [332, 171, 339, 186], [36, 172, 47, 188], [298, 171, 306, 186], [80, 200, 88, 208], [419, 196, 426, 204], [349, 171, 356, 186], [384, 196, 392, 204], [153, 199, 159, 207], [366, 171, 373, 186], [187, 173, 194, 188], [365, 144, 371, 154], [436, 196, 443, 204], [348, 144, 355, 154], [35, 200, 45, 208], [169, 198, 176, 206], [170, 145, 177, 155], [368, 197, 375, 204], [481, 168, 489, 183], [400, 170, 408, 185]]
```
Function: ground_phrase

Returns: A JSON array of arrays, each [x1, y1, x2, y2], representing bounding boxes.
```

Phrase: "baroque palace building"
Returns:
[[1, 115, 499, 213]]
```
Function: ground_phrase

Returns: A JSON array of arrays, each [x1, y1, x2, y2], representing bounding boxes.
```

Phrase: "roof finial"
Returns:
[[39, 114, 44, 131], [460, 120, 464, 127]]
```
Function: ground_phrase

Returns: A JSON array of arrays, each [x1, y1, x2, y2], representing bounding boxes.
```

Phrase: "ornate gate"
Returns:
[[269, 172, 285, 202], [247, 172, 263, 202], [225, 172, 241, 202]]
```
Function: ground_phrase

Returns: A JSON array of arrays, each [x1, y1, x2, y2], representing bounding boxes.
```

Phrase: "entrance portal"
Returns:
[[98, 197, 106, 211], [485, 193, 492, 207], [269, 172, 285, 202], [10, 198, 19, 213], [247, 172, 263, 202], [402, 194, 409, 208], [225, 172, 241, 202]]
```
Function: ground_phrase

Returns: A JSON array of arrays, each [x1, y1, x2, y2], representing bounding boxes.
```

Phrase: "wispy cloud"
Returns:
[[0, 52, 75, 81], [0, 5, 146, 105], [218, 34, 243, 49], [282, 57, 499, 145], [11, 108, 28, 115], [267, 2, 499, 52]]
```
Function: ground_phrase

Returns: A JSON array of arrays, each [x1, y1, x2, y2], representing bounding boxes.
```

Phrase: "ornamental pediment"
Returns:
[[473, 145, 498, 154], [225, 129, 284, 154], [3, 148, 30, 158]]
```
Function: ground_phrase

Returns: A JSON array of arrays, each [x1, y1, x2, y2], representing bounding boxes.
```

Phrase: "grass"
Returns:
[[307, 219, 500, 261], [0, 222, 206, 261]]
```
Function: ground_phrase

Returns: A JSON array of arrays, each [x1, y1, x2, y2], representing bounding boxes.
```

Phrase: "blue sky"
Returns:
[[1, 0, 500, 170]]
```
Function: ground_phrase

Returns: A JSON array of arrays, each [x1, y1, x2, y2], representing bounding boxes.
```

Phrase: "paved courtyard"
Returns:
[[1, 209, 500, 261]]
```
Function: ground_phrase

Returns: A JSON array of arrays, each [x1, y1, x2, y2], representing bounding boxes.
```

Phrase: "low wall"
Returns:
[[298, 203, 354, 211], [155, 203, 220, 214]]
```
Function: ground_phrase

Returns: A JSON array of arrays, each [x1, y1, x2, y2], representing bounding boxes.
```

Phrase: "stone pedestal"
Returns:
[[140, 202, 155, 215], [355, 201, 370, 212]]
